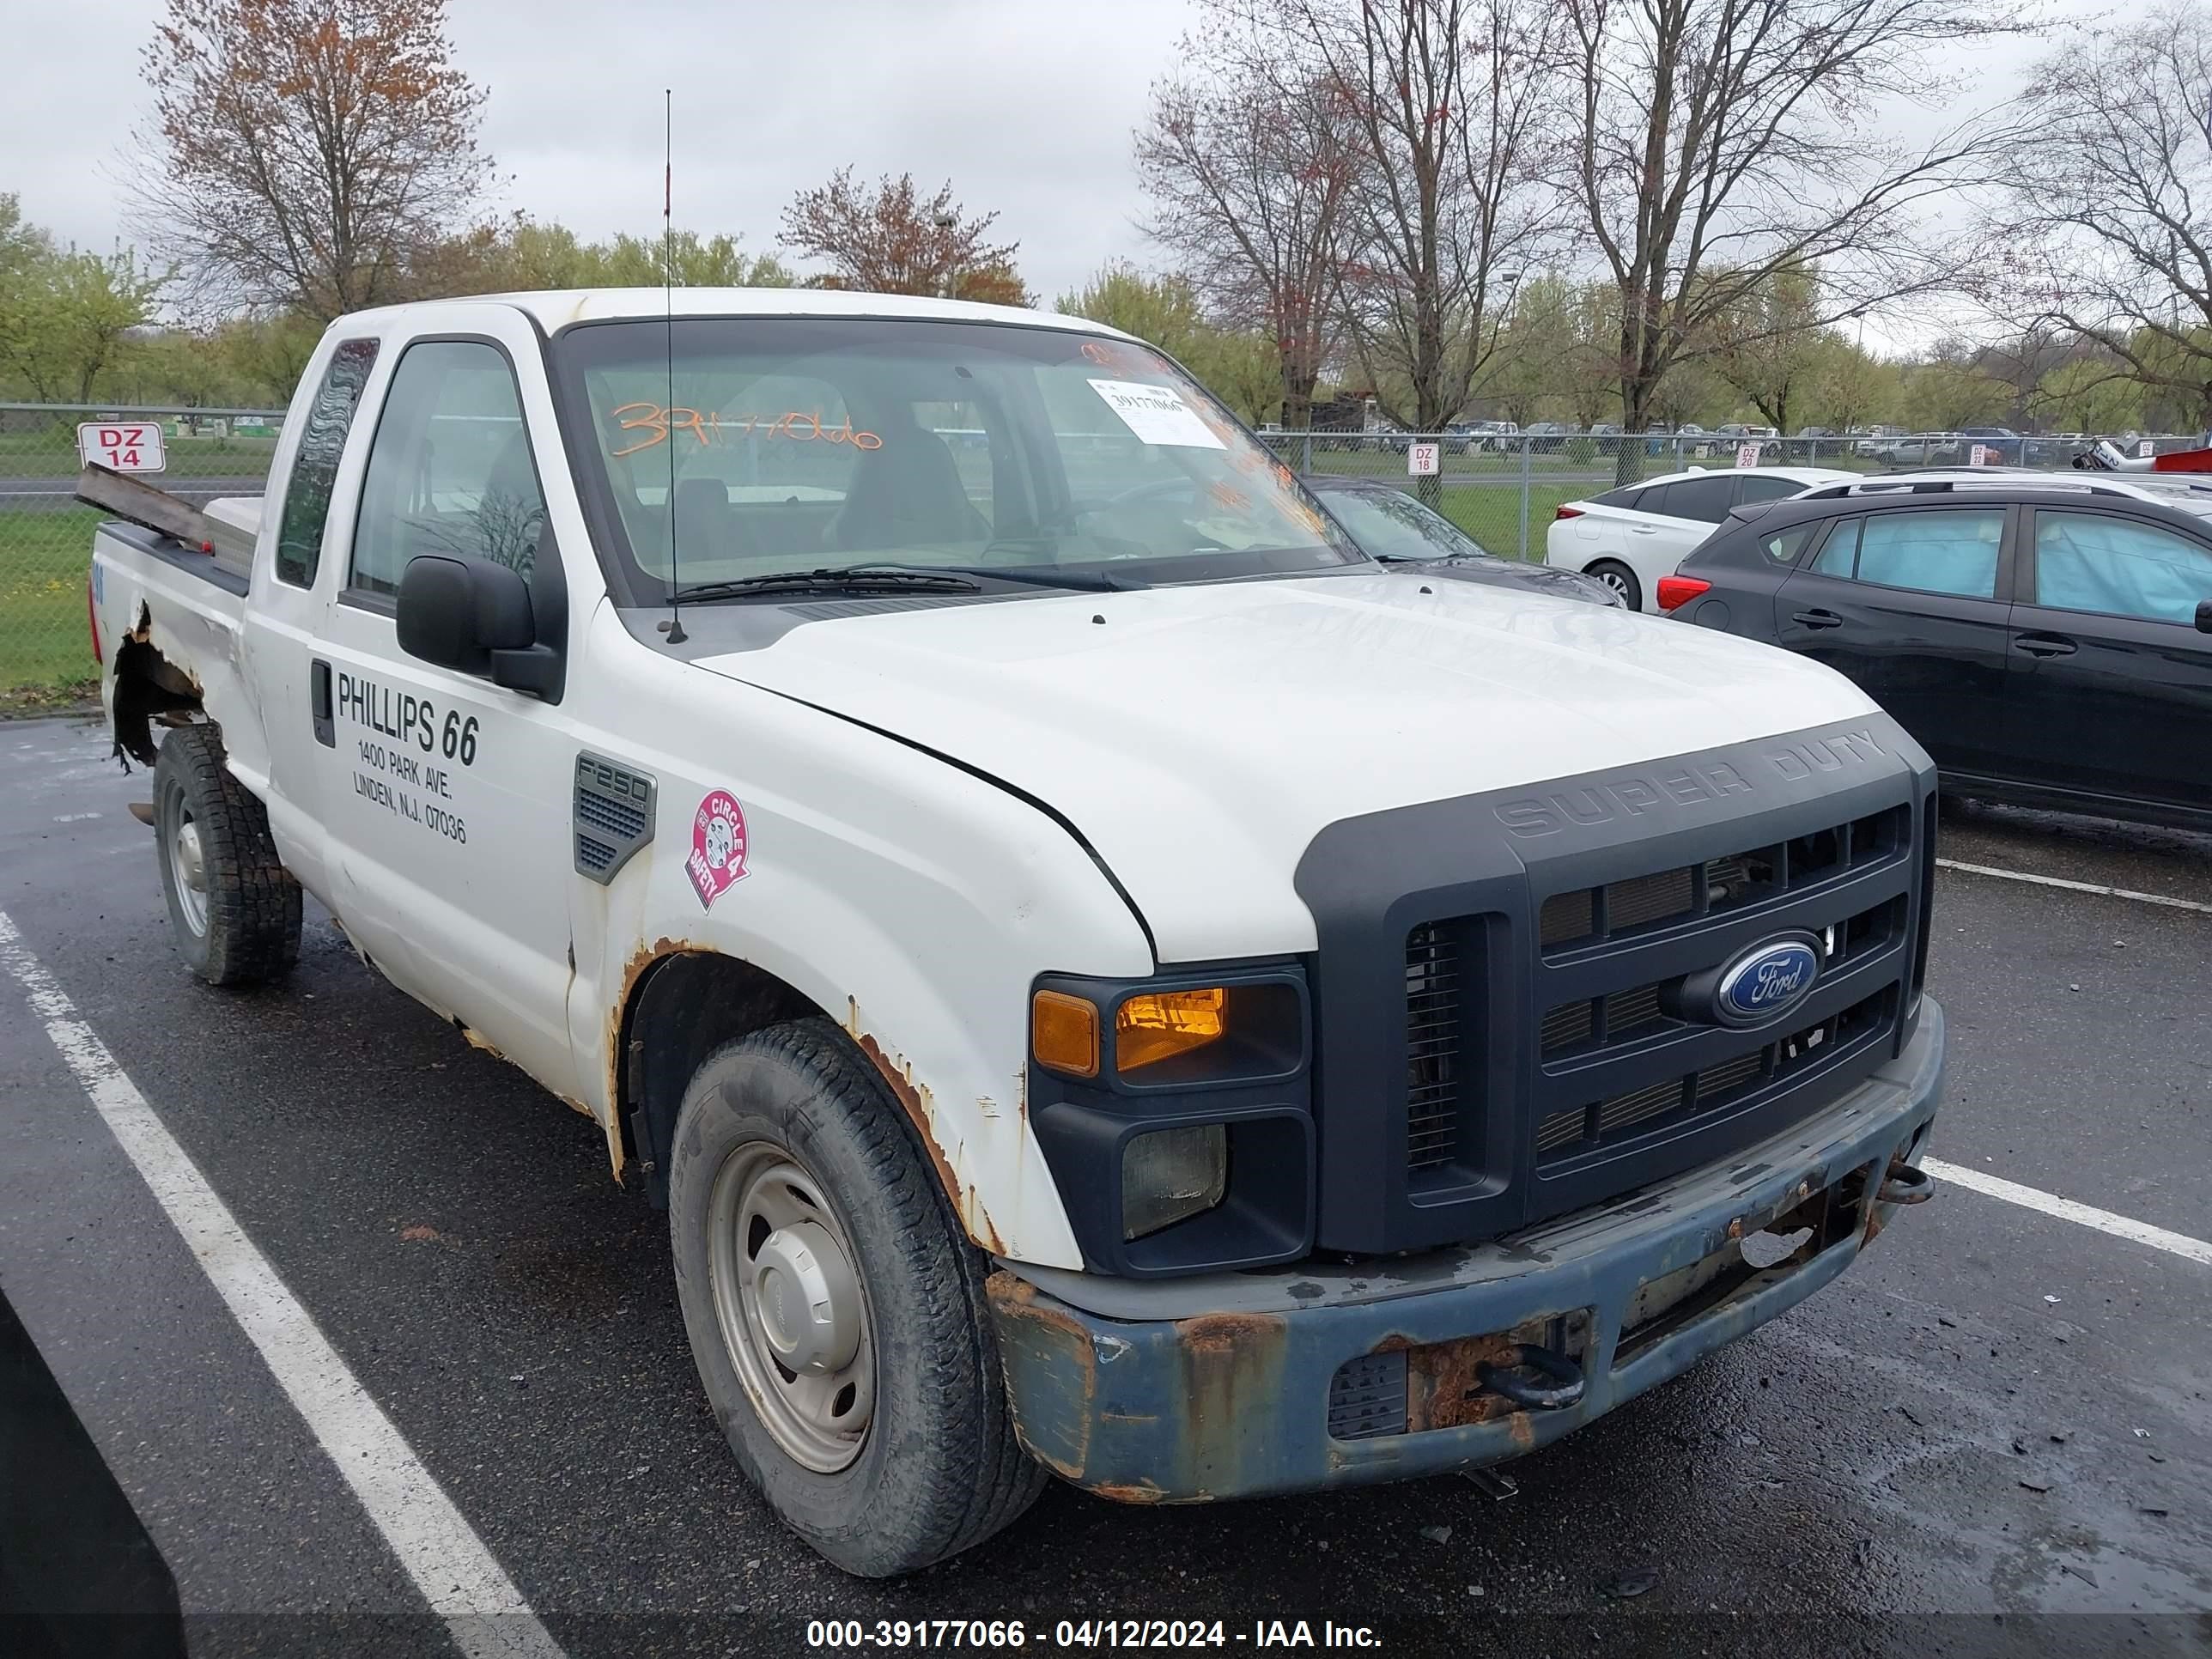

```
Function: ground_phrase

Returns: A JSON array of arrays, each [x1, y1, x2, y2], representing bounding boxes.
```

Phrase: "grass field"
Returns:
[[1432, 482, 1582, 557], [1, 507, 100, 714]]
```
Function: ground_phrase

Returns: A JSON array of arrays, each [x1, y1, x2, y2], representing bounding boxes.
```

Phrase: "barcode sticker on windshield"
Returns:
[[1088, 379, 1225, 449]]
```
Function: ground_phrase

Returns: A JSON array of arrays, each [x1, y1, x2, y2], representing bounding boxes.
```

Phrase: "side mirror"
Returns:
[[396, 553, 564, 700], [2197, 598, 2212, 635]]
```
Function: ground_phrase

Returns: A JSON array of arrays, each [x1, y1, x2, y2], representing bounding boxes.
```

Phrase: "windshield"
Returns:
[[550, 316, 1360, 601], [1313, 485, 1497, 562]]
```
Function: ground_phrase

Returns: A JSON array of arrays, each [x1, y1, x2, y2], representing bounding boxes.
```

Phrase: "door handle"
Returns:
[[2013, 634, 2077, 659], [1790, 609, 1844, 629], [309, 659, 335, 748], [1631, 524, 1660, 534]]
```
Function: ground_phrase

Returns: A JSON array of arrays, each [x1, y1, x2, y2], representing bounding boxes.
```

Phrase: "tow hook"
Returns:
[[1474, 1343, 1586, 1411], [1879, 1157, 1934, 1206]]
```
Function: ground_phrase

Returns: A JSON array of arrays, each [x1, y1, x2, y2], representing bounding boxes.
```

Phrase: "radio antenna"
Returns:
[[661, 86, 686, 645]]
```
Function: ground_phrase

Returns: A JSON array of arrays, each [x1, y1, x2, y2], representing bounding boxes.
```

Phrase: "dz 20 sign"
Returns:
[[77, 422, 167, 473]]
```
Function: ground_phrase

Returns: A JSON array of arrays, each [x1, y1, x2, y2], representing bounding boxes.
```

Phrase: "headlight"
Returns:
[[1033, 982, 1301, 1084], [1121, 1124, 1228, 1238], [1115, 988, 1226, 1071], [1026, 965, 1313, 1275]]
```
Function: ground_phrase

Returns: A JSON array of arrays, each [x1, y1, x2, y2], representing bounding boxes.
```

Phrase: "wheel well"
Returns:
[[111, 604, 205, 767], [617, 950, 817, 1206]]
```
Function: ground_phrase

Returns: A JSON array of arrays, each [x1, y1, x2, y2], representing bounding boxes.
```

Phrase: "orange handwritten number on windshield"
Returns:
[[610, 401, 668, 457], [606, 403, 882, 454]]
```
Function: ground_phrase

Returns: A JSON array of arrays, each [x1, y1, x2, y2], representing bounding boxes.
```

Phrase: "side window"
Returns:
[[350, 341, 546, 598], [1649, 474, 1735, 523], [1737, 475, 1805, 505], [1761, 523, 1819, 565], [1814, 508, 2003, 599], [1812, 520, 1859, 576], [274, 338, 380, 587], [1591, 484, 1645, 509], [2033, 511, 2212, 624]]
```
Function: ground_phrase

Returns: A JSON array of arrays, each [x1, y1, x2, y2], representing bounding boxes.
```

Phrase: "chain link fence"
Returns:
[[1255, 428, 2212, 565], [4, 401, 2204, 712], [0, 403, 283, 712]]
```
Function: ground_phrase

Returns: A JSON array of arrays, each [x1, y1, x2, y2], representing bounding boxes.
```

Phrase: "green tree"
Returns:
[[408, 218, 795, 298], [1805, 338, 1900, 432], [1707, 268, 1833, 435], [1902, 358, 2009, 429], [0, 202, 168, 402], [2032, 358, 2145, 434], [1057, 264, 1281, 423], [1479, 276, 1620, 426]]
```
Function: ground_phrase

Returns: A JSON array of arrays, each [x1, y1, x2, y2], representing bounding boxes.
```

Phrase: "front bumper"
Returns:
[[988, 999, 1944, 1504]]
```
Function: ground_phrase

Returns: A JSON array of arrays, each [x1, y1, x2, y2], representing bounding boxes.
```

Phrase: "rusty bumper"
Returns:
[[988, 1000, 1945, 1504]]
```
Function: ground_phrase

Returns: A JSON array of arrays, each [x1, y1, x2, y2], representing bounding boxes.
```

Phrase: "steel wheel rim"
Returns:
[[706, 1141, 874, 1473], [169, 805, 209, 936], [1596, 568, 1632, 600]]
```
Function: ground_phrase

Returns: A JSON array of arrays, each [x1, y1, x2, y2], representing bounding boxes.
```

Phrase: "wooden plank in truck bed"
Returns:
[[75, 463, 255, 583]]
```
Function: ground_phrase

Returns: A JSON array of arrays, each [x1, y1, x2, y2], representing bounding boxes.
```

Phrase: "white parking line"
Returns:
[[1921, 1158, 2212, 1267], [0, 910, 565, 1659], [1936, 858, 2212, 915]]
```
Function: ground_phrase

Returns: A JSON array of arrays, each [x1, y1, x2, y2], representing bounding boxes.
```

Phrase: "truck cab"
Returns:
[[88, 289, 1945, 1577]]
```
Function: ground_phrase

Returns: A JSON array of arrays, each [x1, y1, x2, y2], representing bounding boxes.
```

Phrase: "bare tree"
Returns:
[[1561, 0, 2021, 479], [133, 0, 493, 320], [1984, 5, 2212, 429], [1286, 0, 1561, 434], [1137, 12, 1355, 428], [780, 170, 1026, 304]]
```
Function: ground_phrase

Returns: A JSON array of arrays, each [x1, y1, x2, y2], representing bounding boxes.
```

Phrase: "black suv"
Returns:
[[1664, 473, 2212, 831]]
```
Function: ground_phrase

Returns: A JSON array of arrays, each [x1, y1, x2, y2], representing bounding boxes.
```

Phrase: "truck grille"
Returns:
[[1402, 803, 1917, 1205]]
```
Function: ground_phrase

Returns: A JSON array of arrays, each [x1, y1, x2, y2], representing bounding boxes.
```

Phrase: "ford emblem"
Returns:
[[1711, 934, 1821, 1027]]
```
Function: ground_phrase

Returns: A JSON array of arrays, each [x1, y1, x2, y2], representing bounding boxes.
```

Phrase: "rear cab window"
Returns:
[[274, 338, 380, 587]]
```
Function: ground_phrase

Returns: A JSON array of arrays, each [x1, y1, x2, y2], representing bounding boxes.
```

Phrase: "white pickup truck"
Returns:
[[87, 288, 1945, 1577]]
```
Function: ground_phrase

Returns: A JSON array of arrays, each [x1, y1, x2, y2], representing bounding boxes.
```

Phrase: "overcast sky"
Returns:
[[4, 0, 1200, 306], [8, 0, 2042, 342]]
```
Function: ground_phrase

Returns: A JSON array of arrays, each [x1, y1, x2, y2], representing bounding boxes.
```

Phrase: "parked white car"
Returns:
[[1544, 465, 1854, 611]]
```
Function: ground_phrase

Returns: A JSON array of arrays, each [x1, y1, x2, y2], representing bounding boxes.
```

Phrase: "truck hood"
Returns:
[[688, 571, 1882, 961]]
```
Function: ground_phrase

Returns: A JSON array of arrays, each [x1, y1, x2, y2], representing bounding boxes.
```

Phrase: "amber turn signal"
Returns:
[[1031, 990, 1101, 1079], [1115, 988, 1227, 1073]]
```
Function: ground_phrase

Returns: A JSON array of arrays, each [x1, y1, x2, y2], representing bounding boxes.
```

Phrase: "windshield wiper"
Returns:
[[670, 564, 985, 601], [957, 548, 1128, 591]]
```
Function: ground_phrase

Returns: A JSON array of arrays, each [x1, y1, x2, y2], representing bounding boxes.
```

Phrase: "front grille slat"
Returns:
[[1537, 810, 1905, 959], [1405, 924, 1462, 1173], [1535, 986, 1893, 1161]]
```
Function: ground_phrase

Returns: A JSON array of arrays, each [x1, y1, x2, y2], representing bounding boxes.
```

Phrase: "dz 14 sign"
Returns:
[[77, 422, 167, 473]]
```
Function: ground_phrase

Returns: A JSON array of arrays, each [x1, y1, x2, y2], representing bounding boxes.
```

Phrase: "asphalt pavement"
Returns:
[[1, 715, 2207, 1659]]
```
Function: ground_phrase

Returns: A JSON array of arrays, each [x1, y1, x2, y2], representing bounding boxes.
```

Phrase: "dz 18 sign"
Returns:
[[76, 422, 167, 473]]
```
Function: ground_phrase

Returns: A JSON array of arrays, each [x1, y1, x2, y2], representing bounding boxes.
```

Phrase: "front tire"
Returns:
[[1585, 558, 1644, 611], [153, 724, 301, 985], [668, 1019, 1045, 1577]]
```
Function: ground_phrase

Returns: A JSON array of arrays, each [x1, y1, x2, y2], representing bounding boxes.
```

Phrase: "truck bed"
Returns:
[[90, 516, 260, 784]]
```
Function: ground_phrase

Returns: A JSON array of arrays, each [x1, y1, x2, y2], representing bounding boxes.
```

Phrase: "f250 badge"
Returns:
[[686, 790, 750, 910]]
